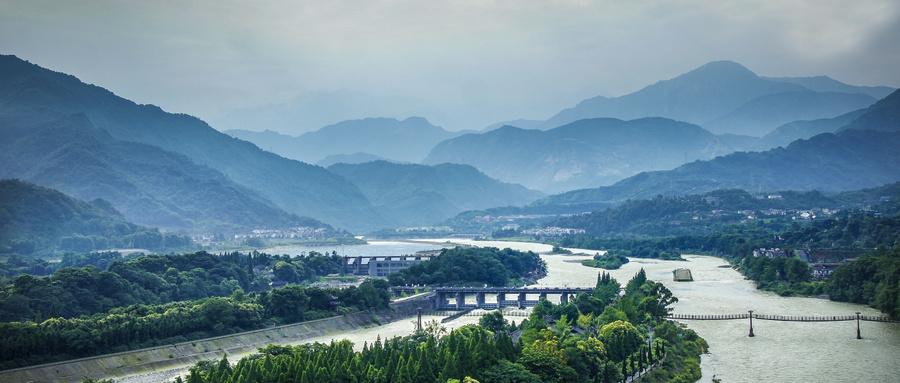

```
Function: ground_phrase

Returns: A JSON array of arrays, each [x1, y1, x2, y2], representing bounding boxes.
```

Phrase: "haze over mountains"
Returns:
[[425, 117, 738, 193], [328, 161, 542, 227], [2, 53, 898, 237], [539, 89, 900, 207], [0, 54, 384, 232], [227, 117, 459, 164], [542, 61, 888, 136]]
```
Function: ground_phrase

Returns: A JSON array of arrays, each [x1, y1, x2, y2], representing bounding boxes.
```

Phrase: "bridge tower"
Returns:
[[748, 310, 755, 337]]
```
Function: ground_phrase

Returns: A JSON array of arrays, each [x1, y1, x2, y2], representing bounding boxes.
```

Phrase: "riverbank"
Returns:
[[0, 295, 435, 383]]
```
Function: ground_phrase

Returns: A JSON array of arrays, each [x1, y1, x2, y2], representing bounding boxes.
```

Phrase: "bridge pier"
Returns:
[[539, 292, 547, 301], [497, 292, 506, 307], [518, 293, 526, 309], [748, 310, 755, 337], [561, 292, 569, 304], [856, 312, 862, 339], [435, 292, 445, 310], [476, 292, 485, 308], [456, 292, 464, 310]]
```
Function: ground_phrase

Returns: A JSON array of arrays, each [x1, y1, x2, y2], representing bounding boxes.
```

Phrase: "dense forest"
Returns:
[[0, 251, 345, 322], [0, 179, 193, 255], [0, 279, 391, 369], [826, 248, 900, 318], [387, 247, 546, 287], [162, 270, 707, 383]]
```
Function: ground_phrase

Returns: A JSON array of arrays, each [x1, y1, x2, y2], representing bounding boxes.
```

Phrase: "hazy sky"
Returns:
[[2, 0, 899, 133]]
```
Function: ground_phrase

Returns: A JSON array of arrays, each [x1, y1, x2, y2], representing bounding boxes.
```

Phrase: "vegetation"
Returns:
[[827, 248, 900, 318], [161, 270, 706, 383], [387, 247, 546, 287], [0, 280, 390, 369], [738, 256, 825, 297], [582, 252, 630, 270], [0, 179, 192, 255], [0, 251, 346, 322]]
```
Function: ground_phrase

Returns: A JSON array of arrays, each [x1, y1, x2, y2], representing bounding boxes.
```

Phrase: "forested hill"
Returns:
[[0, 179, 192, 255], [0, 114, 323, 233], [552, 184, 900, 237], [328, 161, 542, 227], [541, 128, 900, 206], [0, 54, 384, 232]]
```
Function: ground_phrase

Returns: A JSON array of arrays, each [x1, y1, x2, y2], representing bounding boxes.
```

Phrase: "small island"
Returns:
[[582, 251, 630, 270]]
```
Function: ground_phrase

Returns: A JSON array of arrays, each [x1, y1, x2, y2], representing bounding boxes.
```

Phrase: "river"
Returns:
[[413, 238, 900, 383], [121, 239, 899, 382]]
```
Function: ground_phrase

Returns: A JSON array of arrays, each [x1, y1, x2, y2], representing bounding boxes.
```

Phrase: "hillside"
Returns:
[[543, 61, 884, 135], [541, 129, 900, 206], [551, 187, 896, 237], [0, 54, 384, 231], [327, 161, 543, 227], [705, 90, 873, 136], [756, 109, 866, 150], [840, 89, 900, 132], [424, 117, 737, 193], [0, 114, 323, 233], [228, 117, 457, 163], [0, 179, 192, 255]]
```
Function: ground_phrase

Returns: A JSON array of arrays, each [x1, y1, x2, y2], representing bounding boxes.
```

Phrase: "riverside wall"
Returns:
[[0, 293, 435, 383]]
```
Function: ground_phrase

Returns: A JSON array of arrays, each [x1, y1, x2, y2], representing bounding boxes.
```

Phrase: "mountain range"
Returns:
[[227, 117, 459, 164], [541, 61, 890, 136], [539, 89, 900, 207], [327, 161, 542, 227], [0, 54, 387, 232], [424, 117, 740, 193]]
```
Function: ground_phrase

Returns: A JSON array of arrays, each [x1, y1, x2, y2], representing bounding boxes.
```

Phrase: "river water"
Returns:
[[123, 239, 899, 382], [412, 238, 900, 383]]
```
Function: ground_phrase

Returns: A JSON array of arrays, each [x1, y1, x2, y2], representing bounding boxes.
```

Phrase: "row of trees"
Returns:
[[0, 251, 346, 322], [387, 247, 546, 287], [166, 270, 708, 383], [0, 280, 391, 369]]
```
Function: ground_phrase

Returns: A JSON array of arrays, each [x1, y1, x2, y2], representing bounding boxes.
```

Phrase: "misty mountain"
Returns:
[[756, 109, 866, 149], [543, 60, 885, 136], [0, 114, 325, 233], [705, 90, 873, 136], [0, 54, 384, 231], [540, 129, 900, 206], [228, 117, 457, 163], [424, 117, 739, 193], [0, 179, 193, 255], [317, 153, 389, 167], [328, 161, 543, 227], [840, 89, 900, 132], [762, 75, 895, 99]]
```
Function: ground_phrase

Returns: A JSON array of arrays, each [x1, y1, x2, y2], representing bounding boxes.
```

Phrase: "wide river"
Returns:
[[125, 239, 899, 383]]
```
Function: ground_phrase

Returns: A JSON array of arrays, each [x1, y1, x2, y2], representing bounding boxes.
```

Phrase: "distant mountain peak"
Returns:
[[683, 60, 757, 79]]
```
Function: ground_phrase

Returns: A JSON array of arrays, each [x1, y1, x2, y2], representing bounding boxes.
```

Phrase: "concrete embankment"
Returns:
[[0, 294, 435, 383]]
